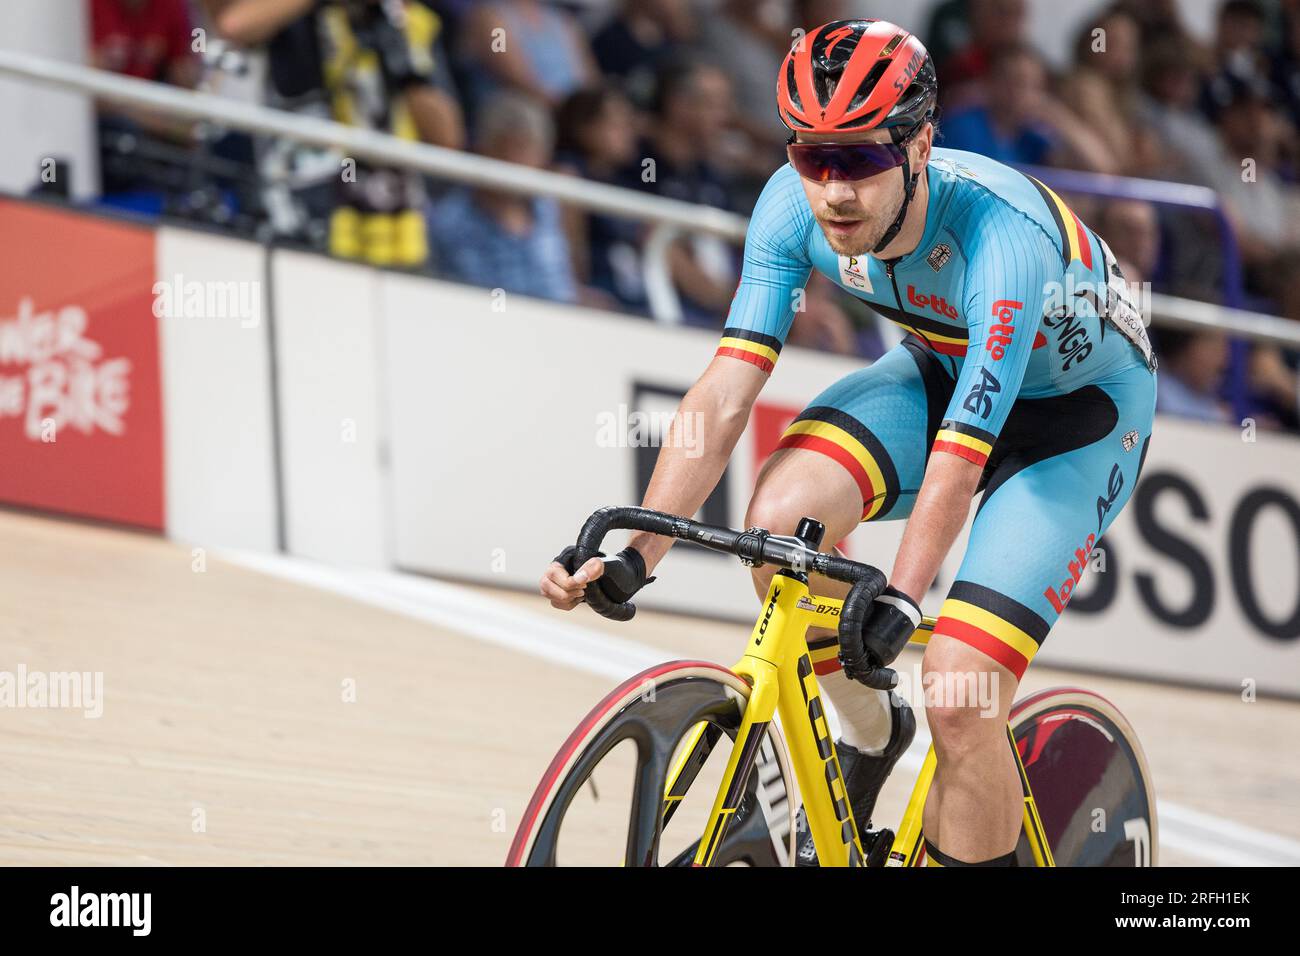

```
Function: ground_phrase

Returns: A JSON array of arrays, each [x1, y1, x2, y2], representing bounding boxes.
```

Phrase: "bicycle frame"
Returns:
[[677, 569, 1056, 868]]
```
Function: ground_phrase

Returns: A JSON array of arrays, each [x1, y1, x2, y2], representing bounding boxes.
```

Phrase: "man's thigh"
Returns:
[[767, 339, 952, 523], [933, 364, 1157, 681]]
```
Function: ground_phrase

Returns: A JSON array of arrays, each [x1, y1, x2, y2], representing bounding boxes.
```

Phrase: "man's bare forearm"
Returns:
[[627, 369, 756, 572], [889, 453, 982, 600]]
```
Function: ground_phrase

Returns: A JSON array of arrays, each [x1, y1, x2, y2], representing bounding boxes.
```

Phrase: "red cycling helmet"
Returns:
[[777, 18, 938, 139], [777, 19, 938, 253]]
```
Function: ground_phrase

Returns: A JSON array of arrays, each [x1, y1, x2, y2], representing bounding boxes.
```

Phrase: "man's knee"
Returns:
[[744, 489, 795, 599], [921, 637, 1011, 754]]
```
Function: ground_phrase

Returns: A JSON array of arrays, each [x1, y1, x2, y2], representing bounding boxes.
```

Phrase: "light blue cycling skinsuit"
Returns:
[[715, 148, 1157, 680]]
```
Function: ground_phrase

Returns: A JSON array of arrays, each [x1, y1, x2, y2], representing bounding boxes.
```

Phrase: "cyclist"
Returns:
[[541, 19, 1156, 867]]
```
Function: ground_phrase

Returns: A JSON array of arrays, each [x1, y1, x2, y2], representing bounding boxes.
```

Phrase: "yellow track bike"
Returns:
[[508, 507, 1157, 867]]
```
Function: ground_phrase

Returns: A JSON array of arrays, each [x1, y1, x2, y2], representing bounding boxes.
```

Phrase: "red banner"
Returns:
[[0, 200, 164, 529]]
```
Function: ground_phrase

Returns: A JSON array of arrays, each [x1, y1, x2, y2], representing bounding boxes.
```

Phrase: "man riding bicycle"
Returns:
[[541, 19, 1156, 867]]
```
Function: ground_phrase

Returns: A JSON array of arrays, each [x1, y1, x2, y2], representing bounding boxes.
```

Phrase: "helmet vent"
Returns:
[[848, 61, 891, 113], [785, 59, 804, 112]]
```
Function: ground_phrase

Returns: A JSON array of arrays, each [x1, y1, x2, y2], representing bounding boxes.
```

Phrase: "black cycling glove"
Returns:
[[842, 585, 922, 687], [554, 545, 655, 605]]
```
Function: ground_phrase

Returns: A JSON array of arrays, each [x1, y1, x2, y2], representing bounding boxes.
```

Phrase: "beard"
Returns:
[[816, 182, 906, 257]]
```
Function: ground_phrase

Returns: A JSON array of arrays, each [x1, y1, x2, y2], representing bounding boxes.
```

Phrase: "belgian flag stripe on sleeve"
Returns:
[[932, 419, 996, 467], [716, 327, 782, 373]]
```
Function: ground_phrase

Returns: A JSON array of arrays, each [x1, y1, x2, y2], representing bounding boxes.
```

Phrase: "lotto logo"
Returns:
[[1044, 532, 1097, 614], [985, 298, 1024, 360], [907, 285, 959, 319]]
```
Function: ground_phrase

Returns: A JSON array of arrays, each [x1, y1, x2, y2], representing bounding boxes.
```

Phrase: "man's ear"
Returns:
[[912, 122, 934, 166]]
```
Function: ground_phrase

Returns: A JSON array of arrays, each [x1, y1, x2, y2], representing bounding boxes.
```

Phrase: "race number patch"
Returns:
[[1097, 235, 1157, 371]]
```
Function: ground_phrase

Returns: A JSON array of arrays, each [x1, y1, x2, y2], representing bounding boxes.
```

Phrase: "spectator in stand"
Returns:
[[934, 0, 1029, 110], [638, 56, 741, 326], [1060, 4, 1164, 177], [1155, 328, 1235, 424], [1124, 0, 1193, 45], [924, 0, 973, 81], [1206, 77, 1300, 279], [699, 0, 822, 195], [554, 87, 647, 311], [1246, 248, 1300, 432], [207, 0, 465, 266], [1202, 0, 1274, 117], [427, 92, 578, 303], [1274, 0, 1300, 127], [940, 44, 1117, 173], [1138, 36, 1222, 186], [591, 0, 695, 111], [92, 0, 200, 86], [457, 0, 599, 112], [91, 0, 202, 206], [1098, 199, 1161, 284]]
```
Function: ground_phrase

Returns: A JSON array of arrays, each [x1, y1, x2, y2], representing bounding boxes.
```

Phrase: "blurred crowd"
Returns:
[[80, 0, 1300, 432]]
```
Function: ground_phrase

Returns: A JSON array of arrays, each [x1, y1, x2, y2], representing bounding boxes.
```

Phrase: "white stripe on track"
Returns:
[[220, 549, 1300, 867]]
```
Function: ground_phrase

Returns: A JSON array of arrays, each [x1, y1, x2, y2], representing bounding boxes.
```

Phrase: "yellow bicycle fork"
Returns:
[[672, 571, 1055, 867]]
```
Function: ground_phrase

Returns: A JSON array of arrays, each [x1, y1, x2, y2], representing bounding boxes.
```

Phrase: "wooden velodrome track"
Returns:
[[1, 507, 1297, 867]]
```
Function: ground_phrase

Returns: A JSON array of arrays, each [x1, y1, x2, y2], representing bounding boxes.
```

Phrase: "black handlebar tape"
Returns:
[[573, 507, 680, 621], [569, 506, 888, 623], [836, 576, 879, 675]]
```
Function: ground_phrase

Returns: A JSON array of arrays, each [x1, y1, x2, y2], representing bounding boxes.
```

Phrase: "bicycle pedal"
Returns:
[[863, 828, 894, 867]]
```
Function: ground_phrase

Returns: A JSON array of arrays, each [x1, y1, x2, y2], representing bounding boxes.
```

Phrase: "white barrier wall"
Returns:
[[272, 249, 388, 566], [381, 283, 1300, 696], [157, 227, 278, 551], [24, 201, 1294, 696]]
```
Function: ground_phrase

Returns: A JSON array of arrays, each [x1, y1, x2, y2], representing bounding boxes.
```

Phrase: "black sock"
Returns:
[[924, 837, 1017, 867]]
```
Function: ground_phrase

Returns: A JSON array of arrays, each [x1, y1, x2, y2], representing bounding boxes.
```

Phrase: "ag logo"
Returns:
[[1095, 462, 1124, 532], [962, 367, 1001, 419]]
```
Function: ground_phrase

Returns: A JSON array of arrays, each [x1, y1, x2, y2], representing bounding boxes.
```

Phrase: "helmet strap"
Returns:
[[872, 124, 926, 255], [872, 157, 920, 255]]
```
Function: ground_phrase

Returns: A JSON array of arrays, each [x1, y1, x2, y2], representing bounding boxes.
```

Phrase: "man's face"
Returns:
[[677, 68, 733, 141], [792, 126, 929, 256], [992, 54, 1046, 123]]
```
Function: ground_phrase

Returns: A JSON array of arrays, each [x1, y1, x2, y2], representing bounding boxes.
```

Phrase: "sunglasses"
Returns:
[[786, 138, 908, 182]]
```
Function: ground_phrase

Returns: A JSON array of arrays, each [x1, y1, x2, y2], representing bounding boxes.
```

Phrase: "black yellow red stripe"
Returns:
[[716, 326, 782, 373], [777, 406, 899, 520], [868, 302, 969, 357], [932, 419, 996, 467], [1027, 176, 1093, 269], [931, 581, 1049, 680]]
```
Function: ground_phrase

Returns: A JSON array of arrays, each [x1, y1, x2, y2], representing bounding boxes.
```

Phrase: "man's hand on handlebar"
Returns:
[[540, 545, 654, 611], [839, 585, 922, 690]]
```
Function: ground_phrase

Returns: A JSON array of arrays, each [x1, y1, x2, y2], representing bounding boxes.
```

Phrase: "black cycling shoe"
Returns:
[[794, 692, 917, 866]]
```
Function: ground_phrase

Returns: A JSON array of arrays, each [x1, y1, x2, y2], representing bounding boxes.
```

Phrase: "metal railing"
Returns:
[[2, 49, 1298, 357]]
